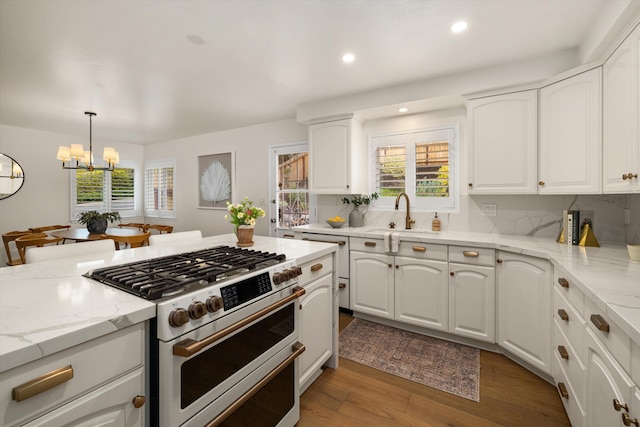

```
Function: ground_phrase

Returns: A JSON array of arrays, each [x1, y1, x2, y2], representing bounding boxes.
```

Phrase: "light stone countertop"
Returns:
[[0, 234, 336, 373], [294, 224, 640, 345]]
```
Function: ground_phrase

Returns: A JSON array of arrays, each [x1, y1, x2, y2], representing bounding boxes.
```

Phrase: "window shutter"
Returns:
[[145, 161, 175, 218], [415, 142, 449, 197], [111, 167, 135, 211], [73, 169, 107, 218], [375, 145, 406, 197]]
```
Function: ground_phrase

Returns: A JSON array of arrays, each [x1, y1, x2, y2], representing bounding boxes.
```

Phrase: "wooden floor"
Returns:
[[298, 313, 570, 427]]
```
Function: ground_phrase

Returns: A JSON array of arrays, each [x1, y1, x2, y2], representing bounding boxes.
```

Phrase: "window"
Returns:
[[71, 160, 140, 219], [144, 159, 175, 218], [371, 126, 457, 212]]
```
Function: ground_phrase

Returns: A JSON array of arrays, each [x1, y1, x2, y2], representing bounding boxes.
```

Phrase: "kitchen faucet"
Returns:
[[394, 192, 415, 230]]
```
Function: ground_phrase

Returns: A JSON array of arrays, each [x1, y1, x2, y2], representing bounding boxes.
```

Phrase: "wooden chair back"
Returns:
[[105, 231, 151, 250], [143, 224, 174, 234], [15, 233, 64, 264], [2, 230, 32, 266], [29, 225, 71, 233], [118, 223, 146, 231]]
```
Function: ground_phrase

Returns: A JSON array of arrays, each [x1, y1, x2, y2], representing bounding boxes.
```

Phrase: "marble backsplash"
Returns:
[[317, 194, 640, 244]]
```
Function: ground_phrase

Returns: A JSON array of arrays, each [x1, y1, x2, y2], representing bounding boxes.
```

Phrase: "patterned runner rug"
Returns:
[[339, 318, 480, 402]]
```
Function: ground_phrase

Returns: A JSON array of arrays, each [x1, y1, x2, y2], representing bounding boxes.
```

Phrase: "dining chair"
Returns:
[[148, 230, 202, 246], [143, 224, 174, 234], [15, 233, 64, 264], [28, 225, 72, 243], [25, 239, 116, 264], [118, 222, 146, 231], [105, 231, 151, 250], [2, 230, 32, 266]]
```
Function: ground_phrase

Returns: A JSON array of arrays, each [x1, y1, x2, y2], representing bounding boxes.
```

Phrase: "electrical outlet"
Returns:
[[625, 209, 631, 225], [482, 204, 497, 216]]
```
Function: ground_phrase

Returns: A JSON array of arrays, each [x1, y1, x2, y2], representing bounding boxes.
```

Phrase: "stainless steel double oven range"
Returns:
[[86, 245, 305, 426]]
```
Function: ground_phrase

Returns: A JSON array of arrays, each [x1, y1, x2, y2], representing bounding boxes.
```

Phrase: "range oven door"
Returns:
[[157, 286, 304, 427]]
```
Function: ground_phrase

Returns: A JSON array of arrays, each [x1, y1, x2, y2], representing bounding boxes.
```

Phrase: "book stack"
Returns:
[[566, 210, 580, 245], [559, 210, 596, 246]]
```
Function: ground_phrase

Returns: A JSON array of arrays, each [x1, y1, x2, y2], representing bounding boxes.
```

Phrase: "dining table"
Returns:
[[50, 227, 147, 242]]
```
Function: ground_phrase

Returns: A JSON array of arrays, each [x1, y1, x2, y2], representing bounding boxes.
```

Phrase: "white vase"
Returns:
[[349, 207, 365, 227]]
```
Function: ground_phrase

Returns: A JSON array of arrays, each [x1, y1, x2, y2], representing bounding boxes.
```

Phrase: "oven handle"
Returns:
[[173, 286, 306, 357], [205, 341, 306, 427]]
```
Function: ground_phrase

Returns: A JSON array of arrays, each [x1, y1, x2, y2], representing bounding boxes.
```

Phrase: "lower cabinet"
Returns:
[[496, 251, 552, 374], [350, 250, 395, 319]]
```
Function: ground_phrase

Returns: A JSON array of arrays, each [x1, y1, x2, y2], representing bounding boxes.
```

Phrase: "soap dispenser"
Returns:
[[432, 212, 441, 232]]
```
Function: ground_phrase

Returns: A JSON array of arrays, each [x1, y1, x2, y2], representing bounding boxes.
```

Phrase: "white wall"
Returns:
[[142, 118, 308, 238]]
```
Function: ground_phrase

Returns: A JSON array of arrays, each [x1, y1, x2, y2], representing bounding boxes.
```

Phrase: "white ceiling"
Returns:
[[0, 0, 634, 144]]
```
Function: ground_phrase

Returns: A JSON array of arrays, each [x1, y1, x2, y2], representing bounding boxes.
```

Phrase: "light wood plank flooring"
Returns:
[[298, 313, 570, 427]]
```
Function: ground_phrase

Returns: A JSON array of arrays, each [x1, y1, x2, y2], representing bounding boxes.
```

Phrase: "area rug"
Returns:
[[339, 318, 480, 402]]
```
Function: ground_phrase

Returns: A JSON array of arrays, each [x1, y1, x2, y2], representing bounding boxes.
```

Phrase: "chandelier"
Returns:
[[56, 112, 119, 171]]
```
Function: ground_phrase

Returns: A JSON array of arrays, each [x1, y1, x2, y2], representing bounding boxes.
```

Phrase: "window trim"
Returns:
[[144, 158, 176, 219]]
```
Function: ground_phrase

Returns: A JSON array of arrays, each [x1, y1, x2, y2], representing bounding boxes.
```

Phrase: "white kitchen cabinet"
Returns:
[[23, 368, 145, 427], [603, 23, 640, 193], [449, 262, 495, 343], [350, 249, 394, 319], [496, 251, 552, 374], [466, 90, 538, 194], [538, 67, 602, 194], [308, 117, 367, 194]]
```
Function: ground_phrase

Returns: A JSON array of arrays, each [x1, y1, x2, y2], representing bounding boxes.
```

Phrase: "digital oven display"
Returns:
[[220, 272, 273, 310]]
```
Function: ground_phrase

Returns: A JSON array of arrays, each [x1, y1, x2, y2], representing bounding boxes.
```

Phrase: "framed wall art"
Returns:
[[197, 152, 235, 209]]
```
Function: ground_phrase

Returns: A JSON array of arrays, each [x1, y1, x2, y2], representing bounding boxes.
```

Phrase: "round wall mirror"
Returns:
[[0, 154, 25, 200]]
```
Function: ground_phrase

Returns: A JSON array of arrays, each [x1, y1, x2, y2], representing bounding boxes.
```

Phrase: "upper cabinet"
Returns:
[[603, 23, 640, 193], [308, 117, 367, 194], [466, 90, 538, 194], [538, 67, 602, 194]]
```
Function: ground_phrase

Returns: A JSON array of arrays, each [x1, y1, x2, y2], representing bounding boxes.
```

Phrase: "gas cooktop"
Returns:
[[85, 245, 286, 300]]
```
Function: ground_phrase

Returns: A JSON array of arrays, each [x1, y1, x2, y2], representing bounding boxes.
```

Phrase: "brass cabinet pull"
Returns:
[[557, 345, 569, 360], [132, 395, 146, 409], [364, 241, 377, 247], [591, 314, 610, 332], [310, 263, 323, 272], [539, 181, 545, 186], [614, 398, 630, 412], [282, 234, 295, 239], [468, 183, 473, 187], [623, 413, 640, 426], [173, 286, 305, 357], [623, 173, 638, 180], [558, 309, 569, 322], [557, 278, 569, 288], [623, 174, 629, 180], [302, 238, 346, 245], [450, 272, 455, 277], [496, 259, 503, 264], [388, 263, 392, 268], [412, 246, 426, 252], [12, 365, 74, 402], [339, 283, 346, 289], [463, 251, 479, 257], [557, 382, 569, 399]]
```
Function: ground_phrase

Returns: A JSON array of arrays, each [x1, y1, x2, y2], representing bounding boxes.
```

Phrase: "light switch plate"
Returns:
[[482, 204, 497, 216]]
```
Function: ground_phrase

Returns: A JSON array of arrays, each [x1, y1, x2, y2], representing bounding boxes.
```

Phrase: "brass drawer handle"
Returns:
[[339, 282, 346, 289], [132, 395, 146, 409], [557, 382, 568, 399], [558, 309, 569, 322], [591, 314, 610, 332], [364, 241, 377, 247], [12, 365, 74, 402], [310, 263, 323, 272], [614, 398, 629, 412], [557, 278, 569, 288], [496, 259, 502, 264], [283, 234, 295, 239], [463, 251, 479, 257], [558, 345, 569, 360], [539, 181, 545, 186], [623, 413, 640, 426], [412, 246, 426, 252], [302, 238, 346, 245]]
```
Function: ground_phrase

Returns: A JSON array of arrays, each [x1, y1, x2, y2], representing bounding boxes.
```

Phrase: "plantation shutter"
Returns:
[[145, 160, 175, 218], [73, 169, 107, 218], [111, 167, 135, 212], [372, 133, 409, 200], [414, 129, 451, 198]]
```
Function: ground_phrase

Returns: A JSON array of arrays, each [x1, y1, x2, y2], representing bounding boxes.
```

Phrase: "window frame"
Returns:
[[144, 159, 176, 219], [369, 125, 459, 213]]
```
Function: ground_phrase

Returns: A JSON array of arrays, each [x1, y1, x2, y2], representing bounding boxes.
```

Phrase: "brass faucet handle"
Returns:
[[389, 221, 396, 229]]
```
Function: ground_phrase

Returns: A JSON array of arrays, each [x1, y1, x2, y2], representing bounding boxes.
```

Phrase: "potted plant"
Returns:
[[225, 197, 266, 247], [341, 193, 379, 227], [77, 210, 121, 234]]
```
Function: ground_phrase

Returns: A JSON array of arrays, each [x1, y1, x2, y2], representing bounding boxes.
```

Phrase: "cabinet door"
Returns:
[[538, 68, 602, 194], [449, 263, 495, 343], [603, 23, 640, 193], [466, 90, 538, 194], [350, 251, 394, 319], [24, 369, 145, 427], [299, 273, 333, 388], [394, 256, 449, 331], [585, 328, 635, 427], [496, 252, 551, 374]]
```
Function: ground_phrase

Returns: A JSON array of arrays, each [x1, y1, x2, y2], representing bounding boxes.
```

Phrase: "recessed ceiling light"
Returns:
[[187, 34, 205, 45], [342, 53, 355, 63], [398, 107, 409, 113], [451, 21, 468, 33]]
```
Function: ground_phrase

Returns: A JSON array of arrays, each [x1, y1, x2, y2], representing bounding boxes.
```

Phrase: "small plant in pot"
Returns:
[[77, 211, 121, 234]]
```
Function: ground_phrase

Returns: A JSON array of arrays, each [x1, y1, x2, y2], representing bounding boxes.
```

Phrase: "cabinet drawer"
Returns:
[[448, 246, 494, 266], [0, 323, 144, 427], [553, 270, 584, 315], [397, 241, 447, 261], [553, 322, 586, 405], [300, 233, 349, 279], [585, 297, 631, 374], [299, 253, 334, 286], [552, 352, 586, 427], [338, 278, 350, 309], [553, 286, 586, 362], [350, 237, 385, 254]]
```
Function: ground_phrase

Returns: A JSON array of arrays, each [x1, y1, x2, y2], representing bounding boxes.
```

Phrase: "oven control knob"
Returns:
[[168, 308, 190, 328], [294, 266, 302, 277], [206, 295, 223, 313], [273, 272, 284, 285], [188, 301, 207, 320]]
